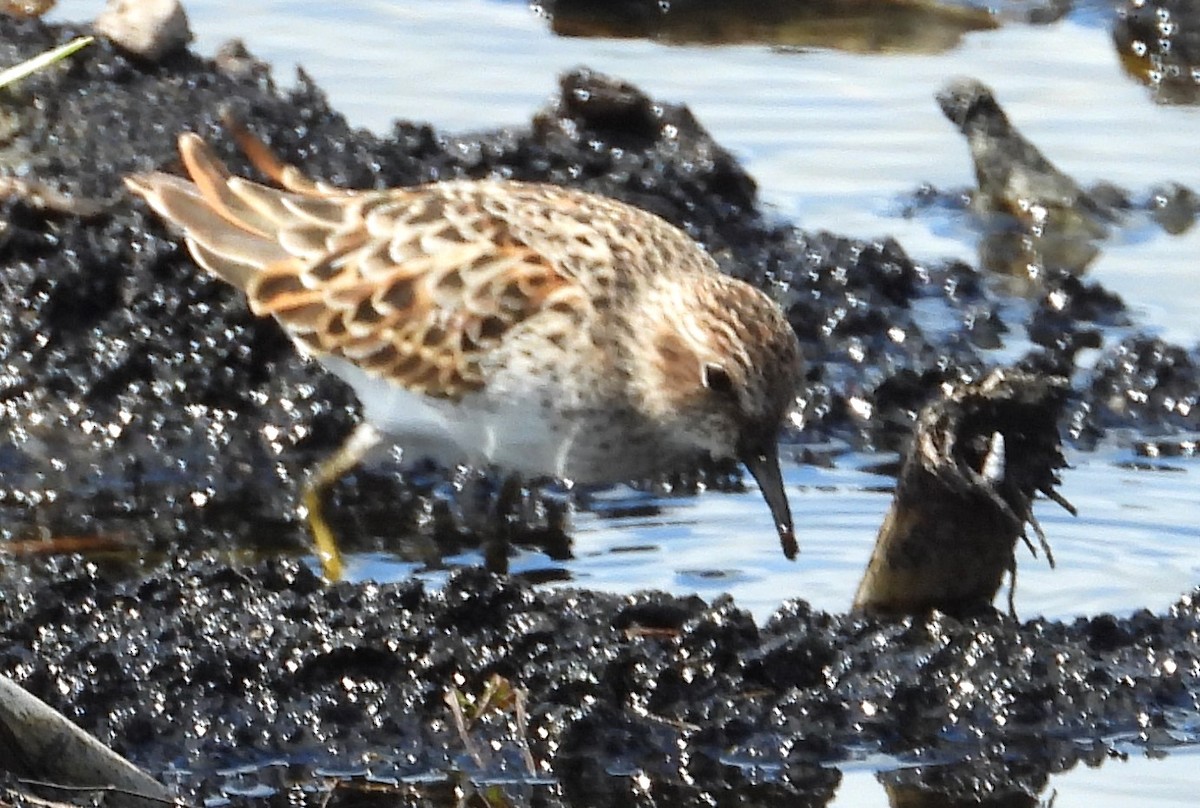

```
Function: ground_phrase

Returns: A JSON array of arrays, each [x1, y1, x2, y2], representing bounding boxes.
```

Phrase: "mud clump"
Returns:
[[1086, 336, 1200, 435]]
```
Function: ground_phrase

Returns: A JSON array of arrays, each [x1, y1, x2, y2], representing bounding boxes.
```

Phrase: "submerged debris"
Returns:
[[930, 76, 1198, 290], [936, 77, 1119, 278], [539, 0, 998, 54], [0, 675, 170, 808], [854, 369, 1073, 616]]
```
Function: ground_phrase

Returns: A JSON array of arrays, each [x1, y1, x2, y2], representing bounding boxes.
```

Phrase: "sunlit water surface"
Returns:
[[345, 447, 1200, 623], [46, 0, 1200, 798], [829, 745, 1200, 807]]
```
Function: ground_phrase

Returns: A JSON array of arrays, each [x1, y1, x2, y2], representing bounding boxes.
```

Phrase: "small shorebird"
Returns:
[[125, 127, 804, 578]]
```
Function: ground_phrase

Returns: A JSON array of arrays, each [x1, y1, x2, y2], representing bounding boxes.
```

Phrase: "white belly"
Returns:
[[319, 355, 611, 480]]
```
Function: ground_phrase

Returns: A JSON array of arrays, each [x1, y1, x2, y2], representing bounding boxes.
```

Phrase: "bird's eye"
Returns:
[[704, 364, 736, 398]]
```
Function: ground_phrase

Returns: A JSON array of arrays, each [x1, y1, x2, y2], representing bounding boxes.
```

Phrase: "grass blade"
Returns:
[[0, 35, 94, 91]]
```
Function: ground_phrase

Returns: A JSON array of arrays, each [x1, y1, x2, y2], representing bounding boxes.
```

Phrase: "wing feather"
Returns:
[[126, 131, 598, 400]]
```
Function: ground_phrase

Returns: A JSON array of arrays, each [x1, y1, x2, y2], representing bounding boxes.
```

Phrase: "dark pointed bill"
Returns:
[[739, 439, 797, 560]]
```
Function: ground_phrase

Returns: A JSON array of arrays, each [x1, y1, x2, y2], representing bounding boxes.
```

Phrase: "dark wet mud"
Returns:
[[4, 556, 1200, 806], [1, 9, 1200, 807]]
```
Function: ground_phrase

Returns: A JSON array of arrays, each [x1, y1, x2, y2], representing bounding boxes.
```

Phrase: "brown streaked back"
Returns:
[[123, 134, 591, 401]]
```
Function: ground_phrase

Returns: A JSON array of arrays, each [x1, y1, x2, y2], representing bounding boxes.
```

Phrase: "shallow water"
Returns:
[[44, 0, 1200, 800], [830, 745, 1200, 807], [352, 446, 1200, 622]]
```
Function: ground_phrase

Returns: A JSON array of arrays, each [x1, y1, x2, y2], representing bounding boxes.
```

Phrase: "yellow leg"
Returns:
[[300, 423, 380, 582]]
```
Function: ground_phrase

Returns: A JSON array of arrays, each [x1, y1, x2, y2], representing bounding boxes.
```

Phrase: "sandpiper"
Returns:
[[125, 127, 804, 577]]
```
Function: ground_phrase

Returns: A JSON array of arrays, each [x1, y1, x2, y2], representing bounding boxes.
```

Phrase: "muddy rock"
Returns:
[[94, 0, 192, 61]]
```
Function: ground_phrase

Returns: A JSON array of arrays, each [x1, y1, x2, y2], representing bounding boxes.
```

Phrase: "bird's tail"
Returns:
[[123, 121, 350, 297]]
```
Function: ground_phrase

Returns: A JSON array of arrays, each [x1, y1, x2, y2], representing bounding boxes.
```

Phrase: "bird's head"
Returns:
[[639, 273, 804, 557]]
